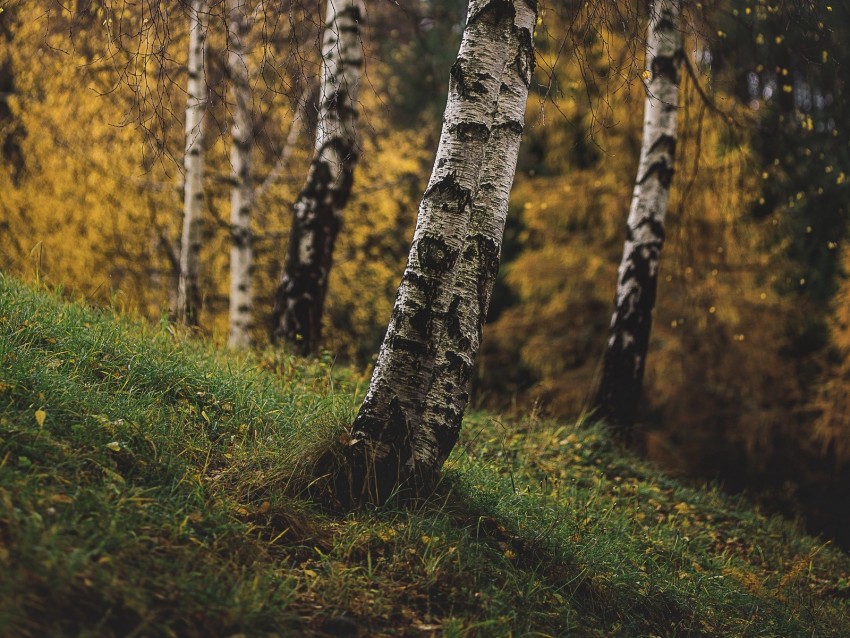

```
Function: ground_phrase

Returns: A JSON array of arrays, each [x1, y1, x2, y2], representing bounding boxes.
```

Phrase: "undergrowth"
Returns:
[[1, 275, 849, 637]]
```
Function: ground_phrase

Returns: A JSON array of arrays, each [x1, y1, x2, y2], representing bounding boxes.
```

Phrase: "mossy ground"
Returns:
[[1, 275, 849, 637]]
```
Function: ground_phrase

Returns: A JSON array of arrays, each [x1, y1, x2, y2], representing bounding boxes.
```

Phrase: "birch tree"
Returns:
[[325, 0, 538, 506], [226, 0, 253, 348], [593, 0, 683, 434], [176, 0, 210, 327], [270, 0, 364, 355]]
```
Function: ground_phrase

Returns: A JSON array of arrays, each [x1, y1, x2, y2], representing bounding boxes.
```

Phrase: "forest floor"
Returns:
[[1, 274, 850, 637]]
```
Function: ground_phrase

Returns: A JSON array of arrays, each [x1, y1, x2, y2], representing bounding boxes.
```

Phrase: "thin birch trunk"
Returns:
[[329, 0, 536, 506], [414, 0, 536, 480], [226, 0, 254, 349], [176, 0, 209, 327], [593, 0, 682, 434], [270, 0, 364, 355]]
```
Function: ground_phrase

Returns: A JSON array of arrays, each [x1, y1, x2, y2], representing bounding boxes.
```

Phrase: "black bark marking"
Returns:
[[231, 227, 251, 249], [410, 306, 430, 336], [655, 14, 676, 37], [423, 174, 473, 210], [389, 335, 429, 355], [403, 270, 429, 293], [475, 234, 502, 317], [450, 58, 495, 100], [495, 117, 525, 137], [416, 235, 460, 276], [651, 55, 680, 85], [332, 4, 362, 24], [467, 0, 516, 29], [639, 159, 675, 189], [450, 121, 491, 143], [626, 219, 666, 246], [514, 26, 536, 85], [446, 296, 463, 340], [647, 133, 676, 158], [445, 350, 471, 378]]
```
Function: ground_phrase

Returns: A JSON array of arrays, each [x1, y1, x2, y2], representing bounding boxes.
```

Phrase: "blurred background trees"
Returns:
[[1, 0, 850, 543]]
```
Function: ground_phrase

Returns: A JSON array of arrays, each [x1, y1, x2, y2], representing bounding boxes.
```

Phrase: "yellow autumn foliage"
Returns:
[[814, 244, 850, 462], [0, 1, 431, 364]]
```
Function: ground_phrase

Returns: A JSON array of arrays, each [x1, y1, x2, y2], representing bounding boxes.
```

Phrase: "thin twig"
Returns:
[[254, 79, 318, 201], [681, 52, 756, 130]]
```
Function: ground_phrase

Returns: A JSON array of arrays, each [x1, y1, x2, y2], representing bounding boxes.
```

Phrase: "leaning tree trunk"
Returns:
[[593, 0, 682, 435], [176, 0, 210, 327], [328, 0, 538, 506], [414, 0, 536, 482], [270, 0, 364, 356], [226, 0, 254, 348]]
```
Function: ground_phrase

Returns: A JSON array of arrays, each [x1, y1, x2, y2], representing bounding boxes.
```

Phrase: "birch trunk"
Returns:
[[414, 0, 536, 480], [270, 0, 364, 355], [226, 0, 254, 349], [593, 0, 682, 434], [176, 0, 209, 327], [329, 0, 537, 506]]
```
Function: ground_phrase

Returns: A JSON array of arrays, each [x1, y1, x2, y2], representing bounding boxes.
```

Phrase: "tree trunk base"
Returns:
[[310, 439, 440, 509]]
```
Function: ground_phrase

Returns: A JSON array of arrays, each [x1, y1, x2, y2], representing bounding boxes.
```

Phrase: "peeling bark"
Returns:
[[226, 0, 254, 349], [593, 0, 682, 435], [270, 0, 364, 356], [176, 0, 209, 327], [330, 0, 537, 506]]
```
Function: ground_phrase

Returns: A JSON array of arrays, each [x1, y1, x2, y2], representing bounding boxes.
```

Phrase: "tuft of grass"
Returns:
[[1, 274, 849, 637]]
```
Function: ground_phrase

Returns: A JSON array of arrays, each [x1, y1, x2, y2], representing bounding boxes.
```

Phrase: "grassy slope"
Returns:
[[1, 275, 849, 638]]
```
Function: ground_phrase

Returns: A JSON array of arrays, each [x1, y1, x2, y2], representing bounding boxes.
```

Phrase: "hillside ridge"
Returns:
[[1, 276, 848, 637]]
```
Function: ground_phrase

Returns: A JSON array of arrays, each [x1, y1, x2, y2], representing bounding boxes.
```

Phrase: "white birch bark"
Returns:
[[176, 0, 210, 327], [594, 0, 682, 433], [414, 0, 536, 477], [226, 0, 254, 348], [331, 0, 536, 505], [270, 0, 364, 355]]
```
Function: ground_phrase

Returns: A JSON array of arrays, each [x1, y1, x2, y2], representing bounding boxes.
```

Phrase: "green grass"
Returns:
[[1, 274, 849, 637]]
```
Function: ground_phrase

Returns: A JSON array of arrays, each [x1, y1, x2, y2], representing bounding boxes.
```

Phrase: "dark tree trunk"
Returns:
[[270, 0, 364, 356], [593, 0, 683, 435]]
